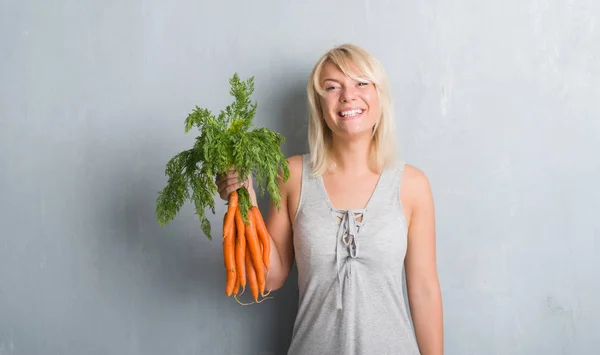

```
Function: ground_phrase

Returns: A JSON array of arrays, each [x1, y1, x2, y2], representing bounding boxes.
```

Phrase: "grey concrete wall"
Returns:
[[1, 0, 598, 354]]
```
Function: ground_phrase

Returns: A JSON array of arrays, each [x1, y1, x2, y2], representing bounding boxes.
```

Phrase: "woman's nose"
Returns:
[[340, 88, 357, 103]]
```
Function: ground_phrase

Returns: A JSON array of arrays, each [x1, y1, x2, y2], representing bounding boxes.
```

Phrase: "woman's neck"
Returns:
[[329, 137, 375, 175]]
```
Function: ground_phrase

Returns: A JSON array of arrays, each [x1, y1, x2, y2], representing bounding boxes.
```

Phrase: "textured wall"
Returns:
[[1, 0, 599, 354]]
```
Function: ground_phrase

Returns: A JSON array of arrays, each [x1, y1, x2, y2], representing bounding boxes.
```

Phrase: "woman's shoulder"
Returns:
[[402, 164, 429, 185], [287, 154, 306, 167], [286, 154, 305, 177], [400, 163, 433, 206], [277, 154, 306, 191]]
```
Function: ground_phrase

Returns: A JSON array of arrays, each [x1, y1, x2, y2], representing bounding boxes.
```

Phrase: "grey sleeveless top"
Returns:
[[287, 154, 421, 355]]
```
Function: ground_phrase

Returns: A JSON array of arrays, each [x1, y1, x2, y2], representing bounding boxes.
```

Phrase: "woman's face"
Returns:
[[319, 61, 379, 140]]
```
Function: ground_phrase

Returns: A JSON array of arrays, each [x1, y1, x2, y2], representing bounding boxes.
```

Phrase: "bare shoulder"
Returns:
[[280, 154, 304, 189], [287, 154, 304, 171], [402, 164, 432, 194], [400, 164, 434, 224]]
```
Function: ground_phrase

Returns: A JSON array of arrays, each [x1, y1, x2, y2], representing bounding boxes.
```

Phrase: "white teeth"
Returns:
[[341, 109, 363, 117]]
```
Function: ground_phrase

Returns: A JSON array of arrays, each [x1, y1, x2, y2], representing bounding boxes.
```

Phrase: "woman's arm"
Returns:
[[260, 155, 303, 291], [402, 165, 444, 355]]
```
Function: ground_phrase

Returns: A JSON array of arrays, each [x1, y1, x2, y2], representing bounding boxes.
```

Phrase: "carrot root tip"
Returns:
[[233, 294, 255, 306], [256, 295, 273, 304]]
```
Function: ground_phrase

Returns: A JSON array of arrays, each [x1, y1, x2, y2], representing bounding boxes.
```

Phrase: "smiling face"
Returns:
[[318, 61, 380, 140], [306, 44, 398, 175]]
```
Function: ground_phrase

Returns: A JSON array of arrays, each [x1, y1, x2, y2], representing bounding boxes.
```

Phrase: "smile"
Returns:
[[338, 108, 364, 118]]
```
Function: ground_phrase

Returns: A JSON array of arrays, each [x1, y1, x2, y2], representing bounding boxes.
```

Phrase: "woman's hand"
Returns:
[[215, 169, 257, 205]]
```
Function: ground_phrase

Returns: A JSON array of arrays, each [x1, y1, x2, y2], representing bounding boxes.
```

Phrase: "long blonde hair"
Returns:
[[306, 43, 398, 176]]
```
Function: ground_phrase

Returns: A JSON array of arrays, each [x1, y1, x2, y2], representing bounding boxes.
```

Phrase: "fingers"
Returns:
[[217, 176, 245, 192], [215, 170, 238, 184], [218, 182, 249, 200], [215, 172, 251, 200], [217, 180, 241, 196]]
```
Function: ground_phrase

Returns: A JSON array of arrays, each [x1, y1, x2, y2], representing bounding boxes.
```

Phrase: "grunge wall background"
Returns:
[[1, 0, 599, 354]]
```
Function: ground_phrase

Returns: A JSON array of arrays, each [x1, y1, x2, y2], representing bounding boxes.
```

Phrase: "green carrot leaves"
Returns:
[[155, 73, 289, 240]]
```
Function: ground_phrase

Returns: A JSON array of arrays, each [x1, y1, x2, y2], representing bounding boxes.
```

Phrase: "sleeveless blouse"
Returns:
[[287, 154, 421, 355]]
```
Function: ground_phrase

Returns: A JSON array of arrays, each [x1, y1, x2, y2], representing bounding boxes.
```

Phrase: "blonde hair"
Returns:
[[306, 43, 398, 176]]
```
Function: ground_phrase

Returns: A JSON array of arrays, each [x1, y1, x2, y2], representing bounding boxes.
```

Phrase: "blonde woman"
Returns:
[[216, 44, 443, 355]]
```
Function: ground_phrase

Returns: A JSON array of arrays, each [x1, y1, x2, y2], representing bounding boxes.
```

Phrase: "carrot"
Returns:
[[233, 217, 241, 295], [245, 208, 266, 296], [223, 190, 238, 239], [222, 212, 228, 268], [233, 269, 240, 295], [234, 207, 246, 292], [245, 244, 259, 302], [252, 206, 270, 271], [237, 241, 272, 305], [223, 209, 237, 296]]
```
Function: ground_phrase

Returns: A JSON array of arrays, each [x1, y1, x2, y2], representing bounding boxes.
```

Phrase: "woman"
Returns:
[[216, 44, 443, 355]]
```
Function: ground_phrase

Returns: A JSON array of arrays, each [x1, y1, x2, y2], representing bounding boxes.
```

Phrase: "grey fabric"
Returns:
[[287, 154, 421, 355]]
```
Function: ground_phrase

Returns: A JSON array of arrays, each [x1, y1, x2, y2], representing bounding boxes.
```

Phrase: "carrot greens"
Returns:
[[155, 73, 289, 242]]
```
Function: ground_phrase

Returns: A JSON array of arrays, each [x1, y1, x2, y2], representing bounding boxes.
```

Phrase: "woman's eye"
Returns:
[[358, 82, 369, 87], [325, 86, 338, 91]]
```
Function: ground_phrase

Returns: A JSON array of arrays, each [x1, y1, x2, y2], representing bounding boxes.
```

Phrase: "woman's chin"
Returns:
[[333, 126, 374, 140]]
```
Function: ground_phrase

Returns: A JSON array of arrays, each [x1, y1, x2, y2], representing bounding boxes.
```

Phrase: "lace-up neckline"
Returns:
[[318, 170, 386, 309]]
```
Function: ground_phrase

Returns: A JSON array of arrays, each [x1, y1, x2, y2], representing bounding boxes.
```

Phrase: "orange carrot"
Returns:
[[234, 270, 240, 295], [223, 211, 236, 296], [234, 207, 246, 292], [245, 208, 266, 296], [233, 218, 241, 295], [222, 212, 228, 268], [245, 244, 259, 302], [223, 190, 238, 239], [252, 206, 270, 271]]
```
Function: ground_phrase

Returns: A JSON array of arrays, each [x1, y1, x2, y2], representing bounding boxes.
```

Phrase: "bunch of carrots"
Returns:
[[154, 73, 288, 305], [222, 189, 271, 304]]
